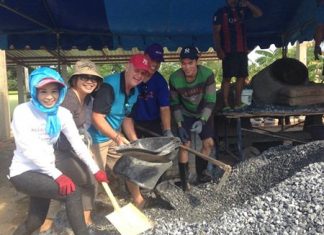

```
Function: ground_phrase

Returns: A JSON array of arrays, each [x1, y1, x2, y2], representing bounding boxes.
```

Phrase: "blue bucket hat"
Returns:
[[29, 67, 67, 139]]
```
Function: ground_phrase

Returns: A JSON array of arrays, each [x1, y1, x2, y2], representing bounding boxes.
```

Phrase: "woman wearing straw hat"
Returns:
[[8, 67, 108, 235], [39, 60, 107, 234]]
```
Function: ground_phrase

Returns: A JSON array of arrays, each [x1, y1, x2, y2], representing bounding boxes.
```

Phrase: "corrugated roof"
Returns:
[[5, 47, 218, 67]]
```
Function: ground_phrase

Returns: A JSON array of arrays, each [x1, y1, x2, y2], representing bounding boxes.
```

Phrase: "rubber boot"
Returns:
[[178, 162, 190, 191], [195, 157, 212, 184], [195, 157, 208, 176]]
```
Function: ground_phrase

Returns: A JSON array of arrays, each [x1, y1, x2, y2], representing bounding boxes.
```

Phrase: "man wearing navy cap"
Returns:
[[132, 43, 173, 138], [169, 46, 217, 191]]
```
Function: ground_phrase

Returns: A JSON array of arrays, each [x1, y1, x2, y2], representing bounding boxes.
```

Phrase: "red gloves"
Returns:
[[55, 174, 75, 196], [94, 170, 109, 183]]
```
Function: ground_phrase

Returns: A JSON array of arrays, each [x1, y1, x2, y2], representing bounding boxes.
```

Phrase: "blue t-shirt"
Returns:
[[89, 72, 138, 144], [132, 71, 170, 121]]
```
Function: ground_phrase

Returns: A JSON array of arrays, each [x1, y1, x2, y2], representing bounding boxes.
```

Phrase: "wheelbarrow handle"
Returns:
[[135, 125, 232, 173], [179, 144, 231, 172]]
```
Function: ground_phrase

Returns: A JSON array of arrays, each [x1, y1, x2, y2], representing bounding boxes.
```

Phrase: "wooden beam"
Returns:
[[17, 65, 27, 104]]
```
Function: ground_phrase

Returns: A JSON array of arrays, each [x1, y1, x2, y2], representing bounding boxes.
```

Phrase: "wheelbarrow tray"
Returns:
[[116, 137, 181, 163], [113, 156, 173, 190]]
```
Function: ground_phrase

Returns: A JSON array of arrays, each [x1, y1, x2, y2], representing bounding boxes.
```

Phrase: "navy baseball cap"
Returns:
[[144, 43, 164, 62], [180, 46, 199, 60]]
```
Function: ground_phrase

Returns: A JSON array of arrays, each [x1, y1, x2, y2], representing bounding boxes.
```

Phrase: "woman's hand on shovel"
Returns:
[[94, 170, 109, 183]]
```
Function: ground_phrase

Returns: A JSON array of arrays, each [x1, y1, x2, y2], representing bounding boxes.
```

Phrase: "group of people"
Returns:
[[8, 0, 266, 234]]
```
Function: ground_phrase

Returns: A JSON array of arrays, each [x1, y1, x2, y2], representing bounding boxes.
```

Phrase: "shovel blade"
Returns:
[[106, 203, 154, 235]]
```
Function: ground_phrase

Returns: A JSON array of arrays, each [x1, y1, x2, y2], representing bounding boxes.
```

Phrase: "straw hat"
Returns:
[[70, 59, 103, 79]]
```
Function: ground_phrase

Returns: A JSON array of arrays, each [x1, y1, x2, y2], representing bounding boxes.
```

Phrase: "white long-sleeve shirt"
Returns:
[[9, 101, 99, 179]]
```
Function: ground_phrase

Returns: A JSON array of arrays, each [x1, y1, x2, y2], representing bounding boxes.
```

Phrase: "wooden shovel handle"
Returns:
[[101, 182, 121, 210]]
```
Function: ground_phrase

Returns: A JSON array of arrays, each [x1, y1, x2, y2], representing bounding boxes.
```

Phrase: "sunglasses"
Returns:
[[79, 75, 99, 83]]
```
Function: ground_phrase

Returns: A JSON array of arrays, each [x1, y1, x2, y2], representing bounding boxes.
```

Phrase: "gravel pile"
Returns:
[[143, 141, 324, 234], [51, 141, 324, 235]]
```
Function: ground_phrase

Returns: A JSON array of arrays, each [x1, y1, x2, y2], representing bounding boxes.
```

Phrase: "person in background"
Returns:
[[314, 0, 324, 60], [9, 67, 108, 235], [132, 43, 173, 138], [39, 60, 104, 233], [213, 0, 262, 111], [169, 46, 217, 191], [89, 54, 150, 209]]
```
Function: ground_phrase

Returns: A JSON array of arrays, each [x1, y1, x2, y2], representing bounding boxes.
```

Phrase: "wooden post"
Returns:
[[17, 65, 28, 104], [0, 50, 11, 140], [61, 64, 69, 83], [296, 41, 307, 65], [24, 67, 29, 93]]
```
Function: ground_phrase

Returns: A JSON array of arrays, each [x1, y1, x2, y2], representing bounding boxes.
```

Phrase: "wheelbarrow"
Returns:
[[134, 126, 233, 191], [113, 137, 181, 190]]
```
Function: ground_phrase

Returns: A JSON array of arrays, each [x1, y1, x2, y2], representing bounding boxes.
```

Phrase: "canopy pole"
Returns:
[[281, 35, 287, 58], [17, 65, 28, 104], [56, 33, 61, 73], [0, 50, 11, 140]]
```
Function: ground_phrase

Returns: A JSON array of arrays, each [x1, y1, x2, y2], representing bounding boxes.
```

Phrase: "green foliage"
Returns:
[[159, 62, 179, 81], [248, 48, 283, 79], [306, 45, 323, 82], [7, 67, 18, 90], [248, 44, 323, 83], [99, 64, 124, 77], [200, 60, 223, 85], [8, 80, 18, 91]]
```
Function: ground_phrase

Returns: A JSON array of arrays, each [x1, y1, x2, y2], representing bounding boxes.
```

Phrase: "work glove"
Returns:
[[163, 129, 174, 137], [191, 119, 206, 134], [94, 170, 109, 183], [178, 126, 189, 144], [55, 174, 76, 196]]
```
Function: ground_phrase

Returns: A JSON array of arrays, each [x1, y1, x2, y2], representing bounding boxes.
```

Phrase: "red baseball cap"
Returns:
[[129, 54, 150, 72]]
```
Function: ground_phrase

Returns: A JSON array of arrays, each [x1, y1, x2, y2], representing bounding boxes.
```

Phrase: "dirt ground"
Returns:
[[0, 138, 28, 234]]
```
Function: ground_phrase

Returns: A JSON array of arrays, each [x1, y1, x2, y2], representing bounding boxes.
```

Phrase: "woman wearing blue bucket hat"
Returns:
[[8, 67, 108, 235]]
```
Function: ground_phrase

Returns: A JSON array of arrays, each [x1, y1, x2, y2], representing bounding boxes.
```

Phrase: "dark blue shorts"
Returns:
[[182, 115, 215, 140], [222, 52, 248, 80]]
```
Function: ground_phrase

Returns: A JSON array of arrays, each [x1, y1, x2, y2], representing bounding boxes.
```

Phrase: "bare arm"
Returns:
[[122, 117, 138, 142], [160, 106, 172, 131], [243, 0, 263, 17], [212, 24, 225, 59], [92, 112, 128, 145]]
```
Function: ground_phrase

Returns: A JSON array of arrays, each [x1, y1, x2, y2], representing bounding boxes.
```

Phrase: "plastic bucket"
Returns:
[[241, 89, 253, 105]]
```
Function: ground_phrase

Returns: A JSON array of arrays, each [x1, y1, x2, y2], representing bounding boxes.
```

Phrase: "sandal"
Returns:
[[234, 103, 248, 110], [222, 106, 233, 112]]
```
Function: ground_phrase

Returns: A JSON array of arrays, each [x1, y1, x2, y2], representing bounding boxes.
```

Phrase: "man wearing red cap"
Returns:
[[89, 54, 150, 209]]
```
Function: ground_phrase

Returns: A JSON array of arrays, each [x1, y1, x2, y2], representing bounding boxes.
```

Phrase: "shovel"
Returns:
[[101, 182, 154, 235]]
